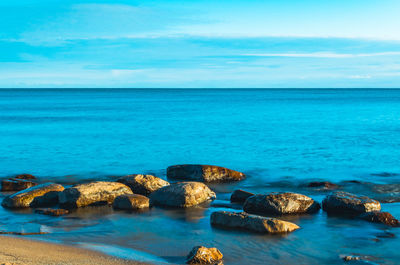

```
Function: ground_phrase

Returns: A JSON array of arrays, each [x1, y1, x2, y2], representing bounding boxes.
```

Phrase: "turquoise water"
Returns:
[[0, 89, 399, 264]]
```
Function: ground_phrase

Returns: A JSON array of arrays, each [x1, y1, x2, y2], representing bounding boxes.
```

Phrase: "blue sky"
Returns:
[[1, 0, 400, 88]]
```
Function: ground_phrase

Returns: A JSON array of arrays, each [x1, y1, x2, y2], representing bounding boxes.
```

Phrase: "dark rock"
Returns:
[[243, 192, 320, 215], [1, 178, 37, 192], [59, 181, 133, 208], [359, 211, 400, 227], [307, 181, 338, 190], [117, 174, 169, 196], [186, 246, 223, 264], [113, 194, 150, 210], [322, 192, 381, 215], [35, 208, 69, 216], [13, 174, 36, 180], [167, 165, 245, 182], [150, 182, 216, 208], [30, 190, 62, 207], [230, 189, 254, 203], [1, 183, 64, 208], [210, 211, 299, 233]]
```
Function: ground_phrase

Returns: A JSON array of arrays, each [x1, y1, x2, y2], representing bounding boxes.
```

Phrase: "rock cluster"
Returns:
[[167, 165, 245, 182]]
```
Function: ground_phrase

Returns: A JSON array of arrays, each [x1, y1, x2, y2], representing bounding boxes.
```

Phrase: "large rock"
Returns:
[[210, 211, 299, 233], [113, 194, 150, 210], [243, 192, 320, 215], [186, 246, 223, 264], [117, 174, 169, 196], [322, 191, 381, 215], [150, 182, 216, 208], [230, 189, 254, 203], [167, 165, 245, 182], [359, 211, 400, 227], [1, 183, 64, 208], [59, 181, 133, 208]]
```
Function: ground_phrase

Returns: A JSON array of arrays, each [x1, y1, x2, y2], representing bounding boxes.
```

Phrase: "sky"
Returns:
[[1, 0, 400, 88]]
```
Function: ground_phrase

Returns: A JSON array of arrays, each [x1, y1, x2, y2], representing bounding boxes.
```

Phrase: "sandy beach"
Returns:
[[0, 236, 146, 265]]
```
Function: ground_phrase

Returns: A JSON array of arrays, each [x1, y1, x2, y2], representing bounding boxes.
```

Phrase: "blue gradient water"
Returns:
[[0, 89, 399, 264]]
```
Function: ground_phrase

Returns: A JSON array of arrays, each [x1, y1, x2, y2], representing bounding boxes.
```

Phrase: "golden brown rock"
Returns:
[[1, 178, 37, 191], [117, 174, 169, 195], [210, 211, 300, 233], [150, 182, 216, 208], [186, 246, 223, 264], [243, 192, 320, 215], [35, 208, 69, 216], [359, 211, 400, 227], [113, 194, 150, 210], [1, 183, 64, 208], [59, 181, 133, 208], [167, 165, 245, 182]]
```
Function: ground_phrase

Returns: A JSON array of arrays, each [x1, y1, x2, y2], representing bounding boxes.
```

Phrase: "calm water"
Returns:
[[0, 89, 400, 264]]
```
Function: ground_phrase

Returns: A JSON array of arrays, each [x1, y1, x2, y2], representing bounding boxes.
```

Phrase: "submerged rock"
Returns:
[[117, 174, 169, 196], [322, 191, 381, 215], [307, 181, 338, 190], [186, 246, 223, 264], [167, 165, 245, 182], [1, 183, 64, 208], [359, 211, 400, 227], [150, 182, 216, 208], [1, 178, 37, 192], [113, 194, 150, 210], [230, 189, 254, 203], [243, 192, 320, 215], [210, 211, 300, 233], [35, 208, 69, 216], [59, 181, 133, 208]]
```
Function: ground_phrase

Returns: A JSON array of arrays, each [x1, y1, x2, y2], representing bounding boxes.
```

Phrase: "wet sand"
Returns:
[[0, 236, 147, 265]]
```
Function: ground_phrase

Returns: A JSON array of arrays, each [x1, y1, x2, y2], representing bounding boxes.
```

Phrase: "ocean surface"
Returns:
[[0, 89, 399, 264]]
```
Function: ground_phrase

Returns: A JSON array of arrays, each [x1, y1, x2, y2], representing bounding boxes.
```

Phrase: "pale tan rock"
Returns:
[[117, 174, 169, 195], [322, 191, 381, 214], [113, 194, 149, 210], [167, 165, 245, 182], [243, 192, 320, 215], [186, 246, 223, 264], [1, 183, 64, 208], [59, 181, 133, 208], [210, 211, 300, 234], [150, 182, 216, 208]]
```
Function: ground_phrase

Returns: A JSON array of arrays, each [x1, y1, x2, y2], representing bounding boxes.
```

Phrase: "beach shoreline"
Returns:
[[0, 235, 148, 265]]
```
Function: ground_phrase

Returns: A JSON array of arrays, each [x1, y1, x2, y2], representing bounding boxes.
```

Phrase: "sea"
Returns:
[[0, 89, 399, 264]]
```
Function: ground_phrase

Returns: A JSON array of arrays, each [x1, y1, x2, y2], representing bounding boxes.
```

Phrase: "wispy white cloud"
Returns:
[[242, 52, 400, 58]]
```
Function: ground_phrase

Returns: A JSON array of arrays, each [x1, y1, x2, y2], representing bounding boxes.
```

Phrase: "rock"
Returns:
[[1, 178, 37, 191], [117, 174, 169, 196], [35, 208, 69, 216], [230, 189, 254, 203], [342, 255, 361, 261], [150, 182, 216, 208], [59, 181, 133, 208], [113, 194, 150, 210], [322, 192, 381, 215], [243, 192, 320, 215], [186, 246, 223, 264], [13, 173, 36, 180], [30, 190, 63, 207], [210, 211, 299, 233], [307, 181, 338, 190], [167, 165, 245, 182], [1, 183, 64, 208], [359, 211, 400, 227]]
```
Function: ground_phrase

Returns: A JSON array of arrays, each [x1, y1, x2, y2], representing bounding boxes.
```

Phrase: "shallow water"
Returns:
[[0, 89, 400, 264]]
